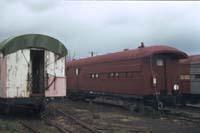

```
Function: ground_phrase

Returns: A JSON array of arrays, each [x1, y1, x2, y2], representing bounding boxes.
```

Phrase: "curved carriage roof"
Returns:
[[0, 34, 67, 57], [180, 55, 200, 64], [67, 45, 187, 67]]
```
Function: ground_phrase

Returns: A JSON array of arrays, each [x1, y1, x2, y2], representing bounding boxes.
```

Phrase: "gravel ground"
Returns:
[[0, 99, 200, 133]]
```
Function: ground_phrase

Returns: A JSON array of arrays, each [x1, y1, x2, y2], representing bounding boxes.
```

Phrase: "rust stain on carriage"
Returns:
[[5, 50, 30, 98]]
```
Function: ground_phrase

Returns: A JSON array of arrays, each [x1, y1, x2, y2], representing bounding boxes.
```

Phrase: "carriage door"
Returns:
[[30, 50, 45, 95], [153, 56, 167, 94]]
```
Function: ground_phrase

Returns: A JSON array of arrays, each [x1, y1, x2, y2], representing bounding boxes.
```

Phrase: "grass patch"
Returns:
[[0, 119, 19, 133]]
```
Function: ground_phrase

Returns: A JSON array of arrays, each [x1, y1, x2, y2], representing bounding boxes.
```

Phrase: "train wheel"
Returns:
[[157, 101, 164, 110]]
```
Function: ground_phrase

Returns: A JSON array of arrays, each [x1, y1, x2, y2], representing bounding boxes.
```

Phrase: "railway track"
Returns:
[[43, 104, 102, 133], [42, 101, 152, 133], [83, 98, 200, 126], [19, 102, 199, 133], [162, 105, 200, 124], [90, 97, 200, 124], [20, 120, 41, 133], [184, 104, 200, 112]]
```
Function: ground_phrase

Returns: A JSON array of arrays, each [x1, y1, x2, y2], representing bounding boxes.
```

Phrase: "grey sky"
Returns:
[[0, 1, 200, 58]]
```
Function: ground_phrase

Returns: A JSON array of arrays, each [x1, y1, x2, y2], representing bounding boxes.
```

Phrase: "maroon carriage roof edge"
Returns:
[[180, 55, 200, 64], [67, 45, 187, 66]]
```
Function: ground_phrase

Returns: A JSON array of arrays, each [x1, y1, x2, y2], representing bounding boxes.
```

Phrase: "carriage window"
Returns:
[[95, 73, 99, 78], [109, 72, 114, 77], [75, 68, 79, 76], [90, 73, 99, 79], [90, 73, 95, 79], [157, 59, 164, 66], [195, 74, 200, 79], [184, 75, 190, 80], [180, 75, 190, 80], [126, 72, 133, 78], [115, 72, 119, 77]]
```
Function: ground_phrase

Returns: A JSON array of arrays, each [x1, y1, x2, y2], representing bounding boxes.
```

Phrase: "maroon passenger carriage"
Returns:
[[66, 44, 187, 110], [179, 55, 200, 104]]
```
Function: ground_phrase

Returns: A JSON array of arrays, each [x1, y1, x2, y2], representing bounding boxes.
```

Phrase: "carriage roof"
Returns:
[[0, 34, 67, 57], [67, 45, 187, 67]]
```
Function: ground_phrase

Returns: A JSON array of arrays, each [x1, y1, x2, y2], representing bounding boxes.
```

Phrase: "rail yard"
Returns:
[[0, 34, 199, 133], [0, 99, 199, 133], [1, 1, 200, 133]]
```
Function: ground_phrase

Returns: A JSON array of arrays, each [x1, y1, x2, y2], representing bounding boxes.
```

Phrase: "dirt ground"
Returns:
[[52, 100, 200, 133], [0, 99, 200, 133]]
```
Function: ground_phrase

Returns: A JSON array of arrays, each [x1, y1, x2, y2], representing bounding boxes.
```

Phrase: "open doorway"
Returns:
[[30, 50, 45, 95]]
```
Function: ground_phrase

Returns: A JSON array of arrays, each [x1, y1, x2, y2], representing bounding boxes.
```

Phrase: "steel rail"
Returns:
[[49, 104, 102, 133]]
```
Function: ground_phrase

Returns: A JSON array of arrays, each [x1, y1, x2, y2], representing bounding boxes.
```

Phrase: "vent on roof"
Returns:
[[123, 48, 129, 51], [138, 42, 145, 48]]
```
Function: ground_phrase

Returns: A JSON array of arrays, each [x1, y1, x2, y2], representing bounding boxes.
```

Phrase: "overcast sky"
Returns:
[[0, 0, 200, 58]]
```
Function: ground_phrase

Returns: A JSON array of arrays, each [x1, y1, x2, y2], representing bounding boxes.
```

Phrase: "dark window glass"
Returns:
[[195, 74, 200, 79]]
